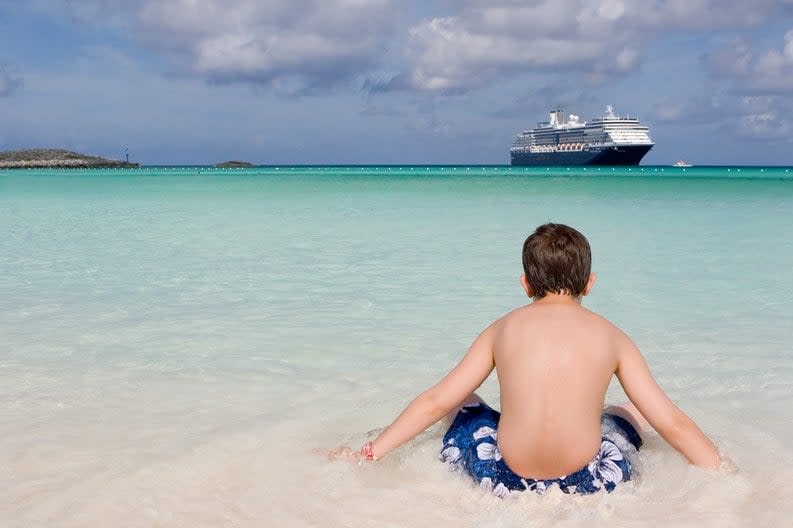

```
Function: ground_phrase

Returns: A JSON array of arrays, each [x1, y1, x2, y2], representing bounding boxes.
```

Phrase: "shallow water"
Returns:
[[1, 166, 792, 527]]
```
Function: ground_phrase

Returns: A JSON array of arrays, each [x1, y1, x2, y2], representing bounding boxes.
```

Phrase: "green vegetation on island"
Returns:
[[215, 160, 255, 168], [0, 149, 139, 169]]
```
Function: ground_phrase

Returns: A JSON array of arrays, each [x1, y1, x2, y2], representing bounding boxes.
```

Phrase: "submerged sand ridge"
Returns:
[[0, 148, 139, 168]]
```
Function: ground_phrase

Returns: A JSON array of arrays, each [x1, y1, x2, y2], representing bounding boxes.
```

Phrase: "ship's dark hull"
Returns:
[[511, 144, 653, 166]]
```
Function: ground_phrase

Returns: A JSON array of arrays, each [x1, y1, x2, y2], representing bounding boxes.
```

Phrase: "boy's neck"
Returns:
[[532, 293, 583, 305]]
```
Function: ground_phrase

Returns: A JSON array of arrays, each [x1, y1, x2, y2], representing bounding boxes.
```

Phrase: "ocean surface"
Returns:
[[1, 165, 792, 527]]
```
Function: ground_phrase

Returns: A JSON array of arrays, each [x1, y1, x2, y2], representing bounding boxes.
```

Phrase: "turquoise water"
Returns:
[[2, 166, 792, 526]]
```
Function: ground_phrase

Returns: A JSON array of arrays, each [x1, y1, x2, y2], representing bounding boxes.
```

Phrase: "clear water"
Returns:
[[2, 166, 792, 527]]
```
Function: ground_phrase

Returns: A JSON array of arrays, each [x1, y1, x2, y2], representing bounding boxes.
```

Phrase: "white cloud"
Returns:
[[747, 30, 793, 94], [786, 29, 793, 59], [50, 0, 397, 95], [739, 107, 793, 141], [0, 66, 23, 97], [654, 102, 685, 122], [694, 30, 793, 142], [708, 29, 793, 95], [740, 95, 793, 132], [651, 96, 723, 125], [21, 0, 793, 98], [706, 38, 752, 77], [397, 0, 793, 93]]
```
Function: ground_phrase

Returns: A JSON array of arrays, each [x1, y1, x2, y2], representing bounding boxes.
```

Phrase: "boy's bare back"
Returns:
[[493, 297, 624, 478]]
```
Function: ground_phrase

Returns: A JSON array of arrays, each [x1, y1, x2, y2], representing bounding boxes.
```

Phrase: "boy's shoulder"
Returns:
[[494, 302, 627, 339]]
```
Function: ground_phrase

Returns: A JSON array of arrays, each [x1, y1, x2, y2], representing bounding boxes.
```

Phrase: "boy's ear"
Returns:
[[520, 274, 534, 297], [583, 272, 596, 296]]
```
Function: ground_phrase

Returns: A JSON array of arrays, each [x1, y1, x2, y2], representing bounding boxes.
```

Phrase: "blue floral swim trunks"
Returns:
[[440, 402, 642, 497]]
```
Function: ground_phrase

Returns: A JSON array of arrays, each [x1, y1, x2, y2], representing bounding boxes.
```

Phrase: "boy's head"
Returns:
[[521, 223, 594, 299]]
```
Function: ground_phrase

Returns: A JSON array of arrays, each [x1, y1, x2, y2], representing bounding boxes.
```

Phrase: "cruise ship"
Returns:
[[510, 106, 654, 166]]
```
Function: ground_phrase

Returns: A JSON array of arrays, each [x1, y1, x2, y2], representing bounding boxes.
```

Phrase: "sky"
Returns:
[[1, 0, 793, 165]]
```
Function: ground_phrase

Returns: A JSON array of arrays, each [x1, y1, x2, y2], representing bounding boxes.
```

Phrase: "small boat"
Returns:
[[673, 160, 692, 167]]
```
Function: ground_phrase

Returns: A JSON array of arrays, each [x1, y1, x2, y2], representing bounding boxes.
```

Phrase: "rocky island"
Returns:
[[215, 160, 255, 168], [0, 148, 139, 169]]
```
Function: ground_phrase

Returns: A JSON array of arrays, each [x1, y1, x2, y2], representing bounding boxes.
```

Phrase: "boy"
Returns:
[[332, 223, 723, 496]]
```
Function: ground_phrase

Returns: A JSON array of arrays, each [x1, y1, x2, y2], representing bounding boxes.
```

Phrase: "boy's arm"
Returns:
[[364, 323, 497, 460], [615, 332, 721, 469]]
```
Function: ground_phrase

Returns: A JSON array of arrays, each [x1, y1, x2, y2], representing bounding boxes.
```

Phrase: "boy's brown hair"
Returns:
[[522, 223, 591, 299]]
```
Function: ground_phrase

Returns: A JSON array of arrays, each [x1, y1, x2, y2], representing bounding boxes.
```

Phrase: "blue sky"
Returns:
[[1, 0, 793, 165]]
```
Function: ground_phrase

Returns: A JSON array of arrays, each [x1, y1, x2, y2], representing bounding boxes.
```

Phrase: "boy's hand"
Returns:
[[718, 454, 738, 475], [326, 445, 363, 461]]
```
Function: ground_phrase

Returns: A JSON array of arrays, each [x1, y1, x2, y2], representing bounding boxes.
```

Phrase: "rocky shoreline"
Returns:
[[0, 148, 139, 169]]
